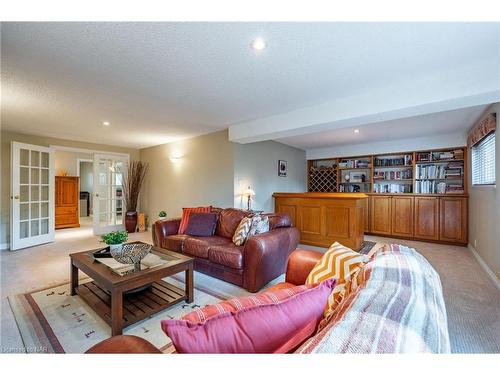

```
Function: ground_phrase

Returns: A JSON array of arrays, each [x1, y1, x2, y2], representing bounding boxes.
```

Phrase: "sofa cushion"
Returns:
[[267, 213, 292, 230], [183, 236, 231, 259], [161, 234, 189, 253], [215, 208, 252, 239], [209, 243, 244, 269], [178, 206, 211, 234], [185, 212, 217, 237], [161, 279, 336, 353], [306, 242, 368, 321]]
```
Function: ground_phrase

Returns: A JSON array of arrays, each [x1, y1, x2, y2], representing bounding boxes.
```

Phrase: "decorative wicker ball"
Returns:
[[110, 243, 152, 267]]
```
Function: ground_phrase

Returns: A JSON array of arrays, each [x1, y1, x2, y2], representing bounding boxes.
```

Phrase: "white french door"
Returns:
[[11, 142, 55, 250], [92, 154, 128, 235]]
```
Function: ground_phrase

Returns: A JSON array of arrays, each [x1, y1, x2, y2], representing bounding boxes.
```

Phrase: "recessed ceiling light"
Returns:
[[354, 129, 360, 134], [102, 121, 110, 126], [251, 38, 266, 51]]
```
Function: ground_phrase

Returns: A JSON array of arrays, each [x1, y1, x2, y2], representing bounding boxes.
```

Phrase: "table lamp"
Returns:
[[243, 186, 256, 210]]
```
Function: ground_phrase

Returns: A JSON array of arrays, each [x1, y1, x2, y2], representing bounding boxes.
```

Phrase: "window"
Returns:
[[472, 132, 496, 185]]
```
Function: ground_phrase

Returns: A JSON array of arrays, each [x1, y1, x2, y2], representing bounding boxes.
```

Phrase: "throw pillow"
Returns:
[[161, 279, 336, 353], [306, 242, 368, 320], [185, 212, 217, 237], [178, 206, 211, 234], [232, 216, 253, 246], [248, 215, 270, 237]]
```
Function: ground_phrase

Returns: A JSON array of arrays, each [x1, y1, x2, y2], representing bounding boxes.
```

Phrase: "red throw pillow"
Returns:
[[178, 206, 211, 234], [161, 279, 336, 353]]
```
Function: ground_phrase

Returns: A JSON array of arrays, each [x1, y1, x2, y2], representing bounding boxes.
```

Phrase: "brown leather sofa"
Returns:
[[152, 207, 300, 293], [85, 249, 317, 354]]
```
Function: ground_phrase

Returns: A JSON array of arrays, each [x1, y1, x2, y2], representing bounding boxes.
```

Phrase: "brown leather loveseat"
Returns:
[[152, 207, 299, 292]]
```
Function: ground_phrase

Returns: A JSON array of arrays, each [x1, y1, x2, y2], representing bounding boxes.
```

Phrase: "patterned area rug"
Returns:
[[8, 275, 238, 353]]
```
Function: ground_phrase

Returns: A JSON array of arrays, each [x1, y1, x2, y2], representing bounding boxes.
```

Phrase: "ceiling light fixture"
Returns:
[[354, 129, 360, 134], [251, 38, 266, 51], [102, 121, 111, 126]]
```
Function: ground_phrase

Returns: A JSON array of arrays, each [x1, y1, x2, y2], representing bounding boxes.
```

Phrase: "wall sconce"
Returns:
[[243, 186, 256, 211], [169, 155, 183, 163]]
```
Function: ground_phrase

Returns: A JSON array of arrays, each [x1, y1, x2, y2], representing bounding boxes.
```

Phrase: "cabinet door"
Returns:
[[59, 177, 78, 207], [391, 196, 414, 237], [362, 197, 370, 233], [370, 196, 392, 235], [439, 197, 467, 243], [414, 197, 439, 240]]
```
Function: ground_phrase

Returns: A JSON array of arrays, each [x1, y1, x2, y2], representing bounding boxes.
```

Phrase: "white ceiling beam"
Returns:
[[228, 60, 500, 144]]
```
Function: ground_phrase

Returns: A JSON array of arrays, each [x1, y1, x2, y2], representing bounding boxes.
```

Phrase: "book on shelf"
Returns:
[[338, 159, 370, 169], [374, 155, 412, 167], [373, 183, 412, 193], [373, 169, 412, 180], [415, 180, 464, 194]]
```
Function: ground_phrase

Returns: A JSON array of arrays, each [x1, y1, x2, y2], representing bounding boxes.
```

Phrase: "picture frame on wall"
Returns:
[[278, 160, 287, 177]]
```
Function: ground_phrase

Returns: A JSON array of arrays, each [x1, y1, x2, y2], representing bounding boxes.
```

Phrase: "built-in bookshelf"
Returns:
[[307, 146, 467, 195]]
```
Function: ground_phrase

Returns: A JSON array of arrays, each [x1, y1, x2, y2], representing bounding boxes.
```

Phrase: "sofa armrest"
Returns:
[[85, 335, 162, 354], [152, 218, 181, 247], [285, 249, 323, 286], [243, 227, 300, 293]]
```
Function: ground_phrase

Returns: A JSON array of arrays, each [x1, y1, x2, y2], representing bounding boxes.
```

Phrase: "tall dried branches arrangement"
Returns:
[[123, 161, 150, 212]]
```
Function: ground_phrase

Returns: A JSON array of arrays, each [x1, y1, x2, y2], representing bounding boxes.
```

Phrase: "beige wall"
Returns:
[[468, 103, 500, 279], [54, 150, 92, 176], [233, 141, 306, 211], [0, 130, 140, 247], [139, 130, 235, 222]]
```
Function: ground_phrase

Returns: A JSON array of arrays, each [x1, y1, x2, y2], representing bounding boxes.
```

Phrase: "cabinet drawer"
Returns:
[[56, 207, 77, 216]]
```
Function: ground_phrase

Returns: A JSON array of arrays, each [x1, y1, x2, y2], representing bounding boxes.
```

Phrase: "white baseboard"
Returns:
[[0, 243, 10, 251], [468, 244, 500, 291]]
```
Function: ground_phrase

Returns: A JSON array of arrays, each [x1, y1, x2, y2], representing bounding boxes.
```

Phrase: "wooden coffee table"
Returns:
[[69, 242, 194, 336]]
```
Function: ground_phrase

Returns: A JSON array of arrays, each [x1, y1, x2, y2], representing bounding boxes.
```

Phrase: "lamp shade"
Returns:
[[243, 186, 255, 197]]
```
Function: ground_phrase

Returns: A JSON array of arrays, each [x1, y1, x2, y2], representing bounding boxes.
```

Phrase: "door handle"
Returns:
[[13, 195, 19, 200]]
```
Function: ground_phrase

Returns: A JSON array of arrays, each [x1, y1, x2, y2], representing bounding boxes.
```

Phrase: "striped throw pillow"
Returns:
[[306, 242, 368, 319], [178, 206, 211, 234], [232, 216, 253, 246]]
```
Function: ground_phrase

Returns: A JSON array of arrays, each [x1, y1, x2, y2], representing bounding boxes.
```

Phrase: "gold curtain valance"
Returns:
[[467, 113, 496, 148]]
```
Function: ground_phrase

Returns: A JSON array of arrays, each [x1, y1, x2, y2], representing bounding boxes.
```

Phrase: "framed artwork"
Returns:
[[278, 160, 287, 177]]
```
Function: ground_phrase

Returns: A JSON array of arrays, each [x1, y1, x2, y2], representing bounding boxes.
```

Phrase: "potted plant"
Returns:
[[101, 230, 128, 252], [123, 161, 149, 233], [158, 210, 167, 220]]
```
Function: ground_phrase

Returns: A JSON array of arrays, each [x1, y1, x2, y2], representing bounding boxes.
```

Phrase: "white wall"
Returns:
[[468, 103, 500, 279], [233, 141, 306, 212], [307, 132, 467, 159], [79, 161, 94, 192]]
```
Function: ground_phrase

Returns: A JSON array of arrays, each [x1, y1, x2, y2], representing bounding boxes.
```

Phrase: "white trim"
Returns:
[[0, 243, 10, 251], [77, 158, 94, 217], [468, 244, 500, 291], [50, 144, 129, 157]]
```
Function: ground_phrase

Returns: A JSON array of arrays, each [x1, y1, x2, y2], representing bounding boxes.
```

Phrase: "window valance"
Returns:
[[467, 113, 496, 148]]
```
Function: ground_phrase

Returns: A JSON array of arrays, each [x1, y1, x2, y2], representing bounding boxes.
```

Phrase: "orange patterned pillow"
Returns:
[[306, 242, 368, 318], [178, 206, 211, 234]]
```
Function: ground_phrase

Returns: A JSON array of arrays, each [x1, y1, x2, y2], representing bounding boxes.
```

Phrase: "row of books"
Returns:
[[373, 169, 412, 180], [338, 184, 370, 193], [416, 149, 464, 162], [415, 164, 463, 179], [338, 159, 370, 169], [373, 183, 412, 194], [374, 155, 412, 167], [415, 181, 464, 194]]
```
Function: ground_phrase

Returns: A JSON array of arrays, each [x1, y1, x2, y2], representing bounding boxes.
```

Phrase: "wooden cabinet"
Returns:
[[414, 197, 439, 241], [440, 197, 467, 243], [55, 176, 80, 229], [370, 196, 392, 235], [391, 196, 414, 237]]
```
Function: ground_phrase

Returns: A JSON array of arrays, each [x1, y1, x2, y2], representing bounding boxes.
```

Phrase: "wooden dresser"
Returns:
[[55, 176, 80, 229]]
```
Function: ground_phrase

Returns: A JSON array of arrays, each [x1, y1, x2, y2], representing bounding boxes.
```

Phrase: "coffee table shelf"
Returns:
[[75, 280, 186, 329]]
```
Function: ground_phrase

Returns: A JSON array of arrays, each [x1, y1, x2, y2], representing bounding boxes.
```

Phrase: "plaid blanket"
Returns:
[[297, 244, 450, 353]]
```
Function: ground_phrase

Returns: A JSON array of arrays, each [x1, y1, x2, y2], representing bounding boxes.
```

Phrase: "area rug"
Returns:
[[8, 275, 238, 353]]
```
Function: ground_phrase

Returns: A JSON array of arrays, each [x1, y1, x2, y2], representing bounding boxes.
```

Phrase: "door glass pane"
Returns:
[[41, 169, 49, 184], [41, 186, 49, 201], [31, 203, 40, 219], [99, 199, 109, 213], [20, 221, 29, 239], [31, 220, 39, 236], [20, 149, 30, 166], [116, 214, 123, 225], [31, 168, 39, 184], [41, 152, 49, 168], [99, 213, 111, 225], [31, 151, 40, 167], [20, 167, 29, 184], [40, 219, 49, 235], [40, 202, 49, 218], [31, 186, 40, 202], [20, 186, 29, 202], [20, 203, 29, 220]]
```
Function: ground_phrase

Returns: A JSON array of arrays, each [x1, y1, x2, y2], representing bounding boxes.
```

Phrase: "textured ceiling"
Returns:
[[1, 22, 499, 148], [277, 105, 489, 150]]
